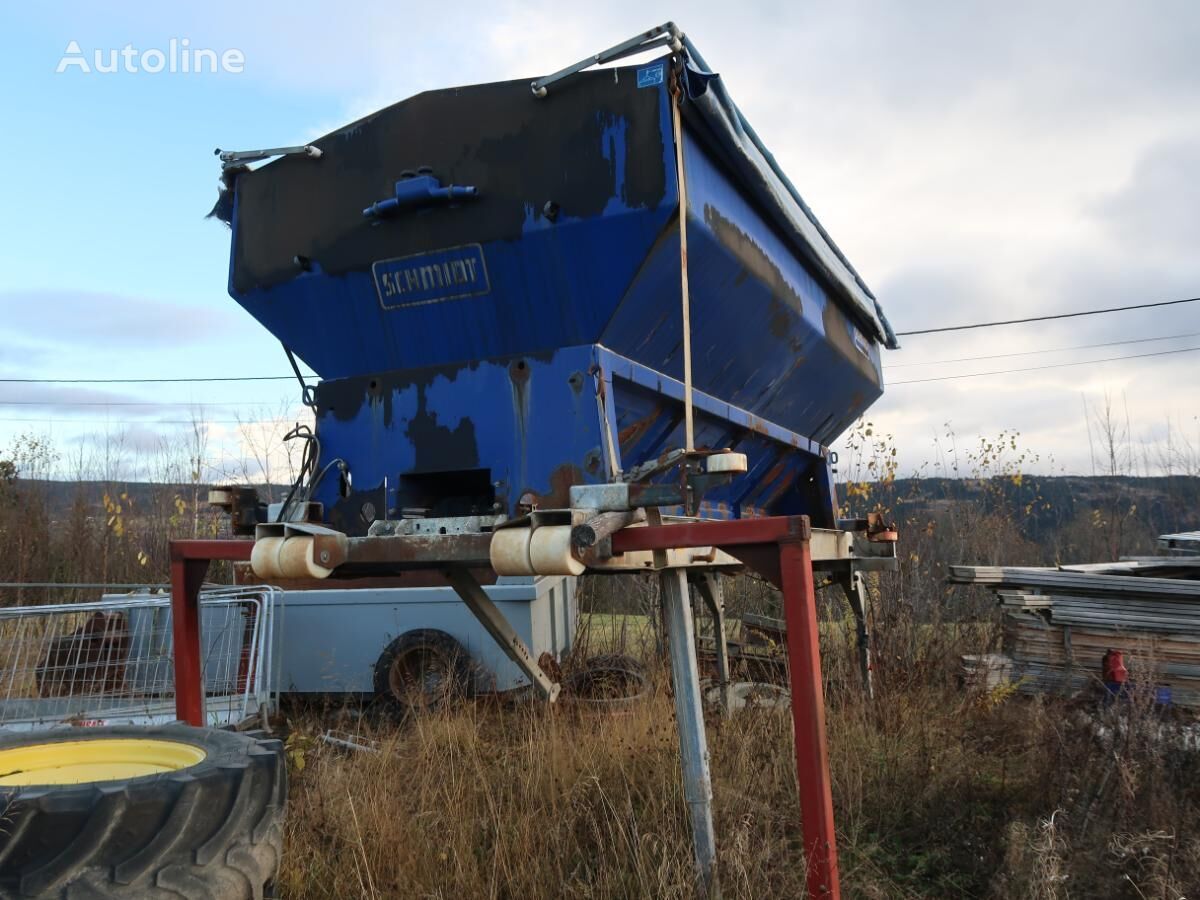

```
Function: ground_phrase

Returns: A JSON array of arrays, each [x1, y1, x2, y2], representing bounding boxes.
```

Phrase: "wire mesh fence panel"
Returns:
[[0, 587, 278, 731]]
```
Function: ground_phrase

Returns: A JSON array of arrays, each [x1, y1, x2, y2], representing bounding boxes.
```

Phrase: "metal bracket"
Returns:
[[568, 449, 747, 517], [363, 169, 479, 218], [443, 567, 561, 702], [693, 573, 732, 717], [215, 144, 322, 170], [368, 514, 506, 537], [530, 22, 683, 97]]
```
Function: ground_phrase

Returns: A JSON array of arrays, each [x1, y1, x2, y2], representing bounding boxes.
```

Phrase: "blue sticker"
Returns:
[[637, 63, 664, 89], [373, 243, 490, 309]]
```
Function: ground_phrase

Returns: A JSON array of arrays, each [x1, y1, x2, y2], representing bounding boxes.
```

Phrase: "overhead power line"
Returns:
[[884, 331, 1200, 369], [896, 296, 1199, 337], [889, 345, 1200, 385], [4, 347, 1192, 422]]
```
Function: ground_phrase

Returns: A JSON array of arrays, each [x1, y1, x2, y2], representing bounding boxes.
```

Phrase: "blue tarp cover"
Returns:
[[680, 42, 899, 349]]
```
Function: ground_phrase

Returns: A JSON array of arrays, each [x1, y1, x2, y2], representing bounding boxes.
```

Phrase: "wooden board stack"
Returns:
[[951, 559, 1200, 707]]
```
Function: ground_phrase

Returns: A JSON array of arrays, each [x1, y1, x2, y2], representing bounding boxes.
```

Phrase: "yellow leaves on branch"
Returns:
[[103, 492, 127, 538]]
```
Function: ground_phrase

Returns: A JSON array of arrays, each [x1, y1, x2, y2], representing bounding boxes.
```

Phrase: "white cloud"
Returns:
[[11, 0, 1200, 475]]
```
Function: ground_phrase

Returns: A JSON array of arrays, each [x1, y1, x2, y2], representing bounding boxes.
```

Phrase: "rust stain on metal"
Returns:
[[703, 204, 804, 351], [509, 357, 532, 450], [342, 532, 494, 567], [822, 300, 881, 386], [618, 405, 664, 449], [522, 462, 586, 512]]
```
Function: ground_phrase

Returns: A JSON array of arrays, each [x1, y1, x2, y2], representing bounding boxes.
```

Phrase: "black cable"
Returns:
[[889, 345, 1200, 385], [896, 296, 1199, 336], [276, 423, 319, 523], [884, 331, 1200, 369], [283, 345, 318, 410]]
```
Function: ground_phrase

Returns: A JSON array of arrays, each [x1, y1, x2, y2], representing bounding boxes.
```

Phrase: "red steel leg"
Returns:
[[168, 540, 254, 727], [779, 536, 840, 900], [170, 556, 210, 726]]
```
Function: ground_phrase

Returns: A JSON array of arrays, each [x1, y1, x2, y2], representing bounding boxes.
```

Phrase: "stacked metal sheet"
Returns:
[[1159, 531, 1200, 557], [951, 562, 1200, 707]]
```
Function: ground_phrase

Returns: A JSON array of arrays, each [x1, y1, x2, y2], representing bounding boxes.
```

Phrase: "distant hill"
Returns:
[[18, 475, 1200, 544], [13, 480, 289, 518], [852, 474, 1200, 555]]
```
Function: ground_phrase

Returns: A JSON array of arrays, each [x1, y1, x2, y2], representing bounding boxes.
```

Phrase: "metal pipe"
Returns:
[[661, 567, 719, 896], [779, 537, 840, 899], [571, 510, 642, 550], [841, 570, 874, 699], [169, 557, 208, 727], [168, 540, 255, 726]]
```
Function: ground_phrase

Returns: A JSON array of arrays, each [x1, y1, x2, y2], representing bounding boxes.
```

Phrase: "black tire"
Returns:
[[0, 725, 286, 899], [373, 629, 473, 713], [563, 654, 648, 710]]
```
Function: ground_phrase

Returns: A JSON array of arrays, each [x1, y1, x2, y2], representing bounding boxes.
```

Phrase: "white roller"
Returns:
[[251, 535, 333, 580], [250, 536, 285, 580], [490, 527, 534, 576], [529, 526, 585, 576], [706, 452, 748, 474]]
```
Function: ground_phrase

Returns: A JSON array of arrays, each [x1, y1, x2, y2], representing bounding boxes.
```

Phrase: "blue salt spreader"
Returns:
[[215, 26, 897, 535], [201, 30, 899, 897]]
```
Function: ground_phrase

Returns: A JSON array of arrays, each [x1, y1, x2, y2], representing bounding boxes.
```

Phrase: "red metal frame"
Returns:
[[613, 515, 840, 900], [168, 540, 254, 725], [171, 516, 839, 899]]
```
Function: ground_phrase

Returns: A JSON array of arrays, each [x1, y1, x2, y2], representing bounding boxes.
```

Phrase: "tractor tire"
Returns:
[[0, 725, 286, 899], [373, 629, 474, 713]]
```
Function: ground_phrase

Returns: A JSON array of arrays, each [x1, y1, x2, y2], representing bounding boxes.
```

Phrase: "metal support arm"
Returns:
[[530, 22, 682, 97], [169, 540, 255, 725], [444, 567, 561, 702], [661, 568, 719, 896], [693, 573, 731, 717], [613, 515, 841, 900]]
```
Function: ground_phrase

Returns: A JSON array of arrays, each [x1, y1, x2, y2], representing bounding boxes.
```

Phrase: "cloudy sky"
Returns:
[[1, 1, 1197, 481]]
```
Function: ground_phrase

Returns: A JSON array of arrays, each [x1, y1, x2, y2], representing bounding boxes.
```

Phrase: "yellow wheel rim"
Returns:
[[0, 738, 207, 786]]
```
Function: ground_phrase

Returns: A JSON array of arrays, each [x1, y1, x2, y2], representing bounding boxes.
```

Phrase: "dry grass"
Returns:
[[3, 430, 1198, 896], [277, 679, 811, 899], [276, 619, 1200, 899]]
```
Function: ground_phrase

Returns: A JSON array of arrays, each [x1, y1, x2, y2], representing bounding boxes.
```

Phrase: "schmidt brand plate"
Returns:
[[373, 243, 491, 310]]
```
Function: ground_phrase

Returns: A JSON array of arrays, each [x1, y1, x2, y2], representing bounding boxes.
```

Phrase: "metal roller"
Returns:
[[490, 527, 534, 576], [251, 536, 333, 580], [249, 536, 285, 580], [706, 451, 748, 474], [529, 526, 585, 576]]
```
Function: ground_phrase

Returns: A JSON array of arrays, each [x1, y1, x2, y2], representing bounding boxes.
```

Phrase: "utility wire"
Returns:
[[8, 297, 1197, 381], [4, 304, 1199, 409], [6, 345, 1193, 420], [896, 296, 1199, 336], [884, 331, 1200, 369], [888, 345, 1200, 385]]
